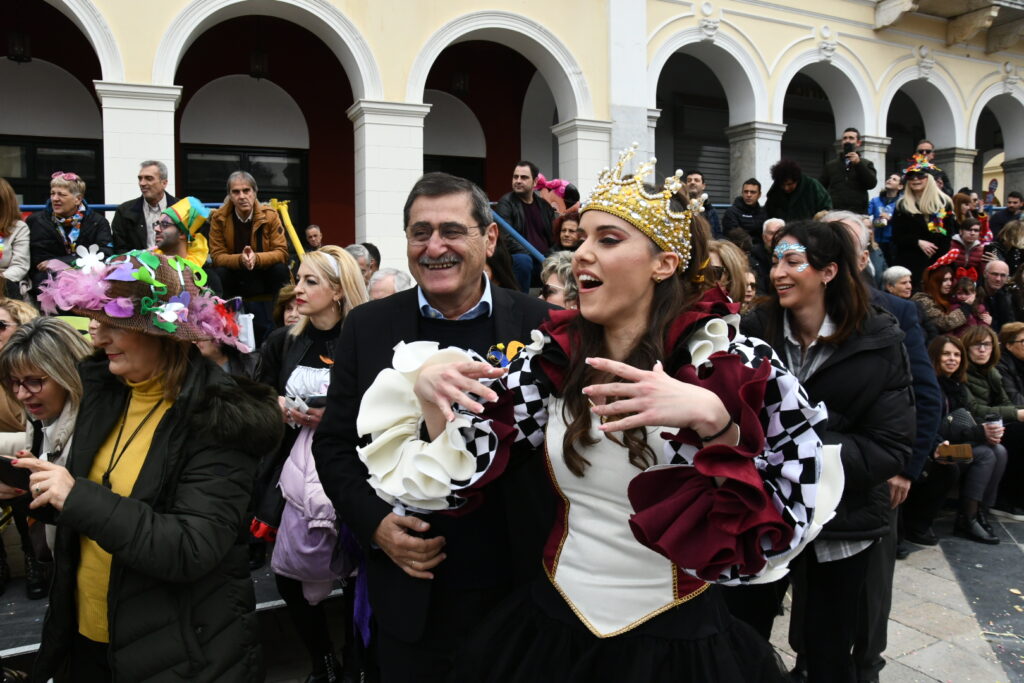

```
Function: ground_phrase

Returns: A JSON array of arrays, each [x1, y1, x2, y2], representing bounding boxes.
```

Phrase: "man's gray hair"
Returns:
[[823, 210, 870, 250], [763, 217, 785, 234], [226, 170, 258, 194], [345, 244, 370, 262], [370, 267, 414, 292], [985, 258, 1009, 274], [140, 160, 168, 181], [881, 265, 912, 288]]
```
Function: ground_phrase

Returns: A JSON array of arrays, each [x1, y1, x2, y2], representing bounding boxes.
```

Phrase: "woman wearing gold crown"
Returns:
[[353, 148, 840, 681]]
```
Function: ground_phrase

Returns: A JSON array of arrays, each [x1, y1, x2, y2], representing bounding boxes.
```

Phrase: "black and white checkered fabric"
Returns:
[[666, 333, 828, 584]]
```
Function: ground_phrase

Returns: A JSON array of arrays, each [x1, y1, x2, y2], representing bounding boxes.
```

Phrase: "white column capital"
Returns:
[[552, 118, 613, 196], [346, 99, 431, 125], [934, 147, 978, 192], [1002, 157, 1024, 172], [93, 81, 181, 111], [724, 121, 787, 143], [859, 135, 892, 151]]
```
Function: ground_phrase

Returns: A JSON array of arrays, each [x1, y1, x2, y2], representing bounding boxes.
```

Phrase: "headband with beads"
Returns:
[[580, 144, 696, 271]]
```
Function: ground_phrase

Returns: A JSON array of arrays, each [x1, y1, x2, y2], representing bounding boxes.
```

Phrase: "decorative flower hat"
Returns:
[[38, 247, 249, 351], [904, 153, 942, 177], [580, 143, 696, 271]]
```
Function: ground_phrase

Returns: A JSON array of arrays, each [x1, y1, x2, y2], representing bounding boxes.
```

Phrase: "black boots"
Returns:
[[25, 557, 50, 600], [305, 654, 341, 683], [954, 512, 999, 545]]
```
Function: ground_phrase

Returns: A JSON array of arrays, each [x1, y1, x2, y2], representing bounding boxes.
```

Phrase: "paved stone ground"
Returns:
[[770, 509, 1023, 683]]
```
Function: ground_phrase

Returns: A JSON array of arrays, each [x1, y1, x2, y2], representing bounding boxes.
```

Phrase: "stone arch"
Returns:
[[878, 67, 965, 148], [406, 10, 592, 121], [771, 49, 874, 135], [46, 0, 124, 81], [152, 0, 382, 100], [648, 27, 765, 124], [968, 83, 1024, 159]]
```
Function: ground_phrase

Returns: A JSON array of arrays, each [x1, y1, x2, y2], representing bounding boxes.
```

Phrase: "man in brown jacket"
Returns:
[[209, 171, 290, 341]]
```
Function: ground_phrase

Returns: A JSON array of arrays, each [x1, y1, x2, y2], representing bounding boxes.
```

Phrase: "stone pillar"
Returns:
[[934, 147, 978, 194], [608, 0, 651, 160], [647, 109, 662, 167], [346, 100, 431, 270], [859, 135, 891, 188], [1002, 157, 1024, 202], [94, 82, 181, 202], [552, 118, 613, 195], [724, 122, 787, 197]]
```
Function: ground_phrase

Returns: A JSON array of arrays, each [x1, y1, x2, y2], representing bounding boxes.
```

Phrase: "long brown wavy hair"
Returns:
[[559, 193, 709, 476]]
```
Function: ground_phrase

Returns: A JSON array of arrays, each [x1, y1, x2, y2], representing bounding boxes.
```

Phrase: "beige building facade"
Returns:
[[2, 0, 1023, 262]]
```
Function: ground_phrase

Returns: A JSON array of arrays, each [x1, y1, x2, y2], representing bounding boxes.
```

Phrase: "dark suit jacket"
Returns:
[[112, 193, 178, 254], [870, 288, 941, 480], [312, 285, 555, 641]]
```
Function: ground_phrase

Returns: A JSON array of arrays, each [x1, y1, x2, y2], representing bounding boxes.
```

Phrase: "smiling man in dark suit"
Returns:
[[111, 160, 177, 253], [313, 172, 555, 682]]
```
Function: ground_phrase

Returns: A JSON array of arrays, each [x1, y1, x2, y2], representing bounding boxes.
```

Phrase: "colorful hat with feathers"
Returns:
[[904, 153, 942, 177], [161, 197, 209, 242], [38, 247, 248, 351]]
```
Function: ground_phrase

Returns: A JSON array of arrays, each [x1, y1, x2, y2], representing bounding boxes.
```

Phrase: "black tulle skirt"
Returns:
[[454, 579, 786, 683]]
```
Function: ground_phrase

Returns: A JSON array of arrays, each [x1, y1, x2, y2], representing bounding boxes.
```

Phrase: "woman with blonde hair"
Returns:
[[707, 239, 749, 303], [892, 157, 955, 286], [0, 177, 31, 297], [254, 244, 368, 682], [992, 219, 1024, 277]]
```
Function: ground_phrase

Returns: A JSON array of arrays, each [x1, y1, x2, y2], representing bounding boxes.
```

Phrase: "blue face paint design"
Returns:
[[774, 241, 809, 272]]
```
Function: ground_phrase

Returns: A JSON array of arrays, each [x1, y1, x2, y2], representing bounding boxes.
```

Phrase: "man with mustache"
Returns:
[[313, 172, 555, 682]]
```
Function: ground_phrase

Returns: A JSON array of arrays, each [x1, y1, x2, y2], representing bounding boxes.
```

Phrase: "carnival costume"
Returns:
[[355, 148, 843, 681]]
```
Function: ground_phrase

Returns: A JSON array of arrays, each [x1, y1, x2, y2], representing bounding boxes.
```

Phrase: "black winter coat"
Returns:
[[742, 306, 914, 540], [495, 191, 555, 256], [26, 205, 114, 274], [936, 375, 986, 444], [819, 155, 877, 214], [890, 206, 953, 287], [721, 197, 767, 240], [33, 352, 283, 683], [997, 353, 1024, 406]]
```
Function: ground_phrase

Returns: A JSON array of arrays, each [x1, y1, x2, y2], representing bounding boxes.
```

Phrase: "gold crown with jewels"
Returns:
[[580, 144, 696, 271]]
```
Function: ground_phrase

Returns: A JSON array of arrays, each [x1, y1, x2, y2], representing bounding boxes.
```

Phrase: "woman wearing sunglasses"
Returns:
[[538, 251, 578, 309], [25, 172, 114, 300]]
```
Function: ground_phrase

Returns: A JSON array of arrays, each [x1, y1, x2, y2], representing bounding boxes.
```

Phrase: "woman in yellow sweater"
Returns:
[[1, 250, 282, 682]]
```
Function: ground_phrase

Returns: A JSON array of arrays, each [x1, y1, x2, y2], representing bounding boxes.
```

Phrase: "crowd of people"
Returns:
[[0, 129, 1018, 683]]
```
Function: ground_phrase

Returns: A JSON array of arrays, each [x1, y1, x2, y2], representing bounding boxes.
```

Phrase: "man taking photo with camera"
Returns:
[[820, 127, 878, 214]]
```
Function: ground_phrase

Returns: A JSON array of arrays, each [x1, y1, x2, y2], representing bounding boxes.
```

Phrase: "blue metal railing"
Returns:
[[490, 211, 546, 264], [19, 203, 222, 212]]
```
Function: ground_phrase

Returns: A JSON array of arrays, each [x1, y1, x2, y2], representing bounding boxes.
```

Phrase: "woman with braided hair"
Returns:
[[351, 148, 841, 681]]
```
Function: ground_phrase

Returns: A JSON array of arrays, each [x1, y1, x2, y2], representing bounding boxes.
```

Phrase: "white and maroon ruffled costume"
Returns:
[[357, 290, 842, 680]]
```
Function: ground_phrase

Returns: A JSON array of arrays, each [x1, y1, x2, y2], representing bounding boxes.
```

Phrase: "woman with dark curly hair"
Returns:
[[764, 159, 832, 222]]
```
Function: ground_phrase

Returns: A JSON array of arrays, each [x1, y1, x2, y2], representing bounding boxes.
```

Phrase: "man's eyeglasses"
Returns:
[[540, 283, 565, 299], [155, 219, 176, 229], [7, 376, 48, 394], [406, 224, 482, 246]]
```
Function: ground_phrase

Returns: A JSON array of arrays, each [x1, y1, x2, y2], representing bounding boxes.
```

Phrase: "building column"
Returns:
[[1002, 157, 1024, 202], [608, 0, 651, 160], [859, 135, 891, 184], [552, 118, 613, 195], [934, 147, 978, 194], [724, 122, 787, 197], [347, 100, 431, 269], [94, 82, 181, 202], [647, 109, 662, 167]]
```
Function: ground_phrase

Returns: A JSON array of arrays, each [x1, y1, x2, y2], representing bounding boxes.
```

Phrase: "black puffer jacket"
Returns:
[[721, 196, 767, 240], [742, 305, 914, 540], [33, 351, 283, 683]]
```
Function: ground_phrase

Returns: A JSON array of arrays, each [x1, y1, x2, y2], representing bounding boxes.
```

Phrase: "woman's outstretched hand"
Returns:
[[414, 361, 506, 438], [583, 358, 731, 439]]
